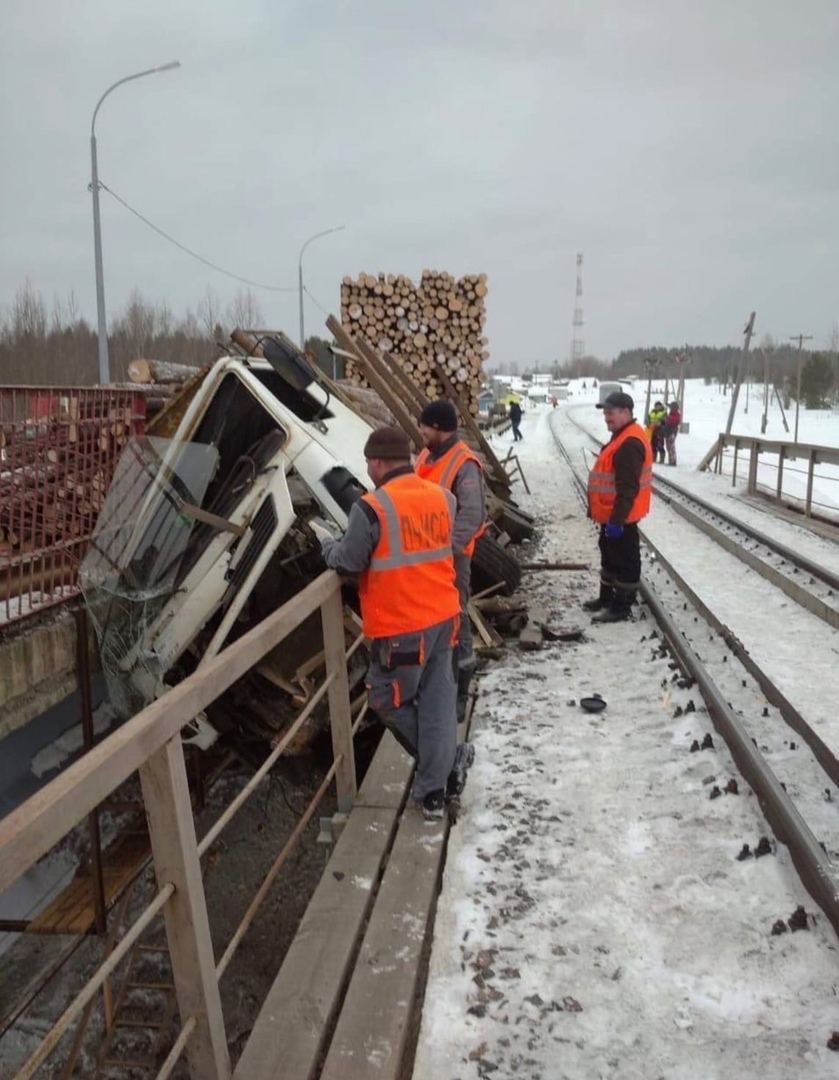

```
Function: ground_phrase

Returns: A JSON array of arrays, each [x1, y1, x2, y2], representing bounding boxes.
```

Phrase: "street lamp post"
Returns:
[[298, 226, 346, 359], [90, 61, 180, 385]]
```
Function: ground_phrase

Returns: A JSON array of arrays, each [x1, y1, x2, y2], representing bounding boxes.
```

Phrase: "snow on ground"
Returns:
[[413, 404, 839, 1080]]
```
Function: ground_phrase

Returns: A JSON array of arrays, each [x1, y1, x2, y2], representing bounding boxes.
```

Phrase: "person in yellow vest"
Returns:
[[585, 392, 653, 623], [414, 400, 487, 721], [646, 400, 666, 464], [314, 426, 474, 820]]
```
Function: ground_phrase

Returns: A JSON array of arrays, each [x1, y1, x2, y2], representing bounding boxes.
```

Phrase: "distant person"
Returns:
[[508, 400, 523, 441], [584, 392, 653, 623], [663, 401, 681, 466], [647, 400, 666, 464], [551, 396, 558, 409], [314, 425, 472, 820]]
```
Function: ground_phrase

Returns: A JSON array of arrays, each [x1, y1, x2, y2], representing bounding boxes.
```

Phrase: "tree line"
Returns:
[[0, 279, 266, 385]]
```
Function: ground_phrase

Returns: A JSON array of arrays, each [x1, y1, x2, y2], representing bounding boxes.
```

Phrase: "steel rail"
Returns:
[[548, 410, 839, 937], [563, 409, 839, 591]]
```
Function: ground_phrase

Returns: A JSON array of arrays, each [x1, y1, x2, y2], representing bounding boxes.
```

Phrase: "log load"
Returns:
[[126, 358, 203, 385], [339, 270, 489, 415]]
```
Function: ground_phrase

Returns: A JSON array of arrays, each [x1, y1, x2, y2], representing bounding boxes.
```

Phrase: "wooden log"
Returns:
[[126, 359, 201, 385]]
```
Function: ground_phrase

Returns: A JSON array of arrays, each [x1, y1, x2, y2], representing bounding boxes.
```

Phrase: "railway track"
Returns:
[[549, 408, 839, 936]]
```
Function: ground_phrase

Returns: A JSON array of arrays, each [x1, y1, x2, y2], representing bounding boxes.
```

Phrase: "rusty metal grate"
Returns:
[[0, 386, 147, 626]]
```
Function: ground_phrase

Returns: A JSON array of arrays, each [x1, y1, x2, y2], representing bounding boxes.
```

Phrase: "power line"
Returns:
[[98, 182, 298, 293], [303, 284, 332, 317]]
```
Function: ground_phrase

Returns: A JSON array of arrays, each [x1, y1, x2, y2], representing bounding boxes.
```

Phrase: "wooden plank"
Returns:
[[321, 589, 357, 813], [232, 805, 402, 1080], [139, 738, 230, 1080], [28, 832, 151, 935], [355, 731, 414, 810], [319, 809, 448, 1080], [0, 570, 341, 897], [326, 317, 421, 451], [355, 334, 425, 418]]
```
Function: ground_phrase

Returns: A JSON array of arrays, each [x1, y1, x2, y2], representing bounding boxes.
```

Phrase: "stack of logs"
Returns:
[[340, 271, 489, 414], [0, 395, 143, 571]]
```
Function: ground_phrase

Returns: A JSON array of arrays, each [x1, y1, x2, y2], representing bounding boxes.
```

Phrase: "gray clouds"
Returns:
[[1, 0, 837, 365]]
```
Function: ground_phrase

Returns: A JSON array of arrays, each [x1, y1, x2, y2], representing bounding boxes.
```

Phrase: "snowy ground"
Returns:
[[413, 402, 839, 1080]]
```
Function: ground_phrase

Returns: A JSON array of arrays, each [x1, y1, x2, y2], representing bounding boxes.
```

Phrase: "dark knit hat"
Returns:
[[596, 391, 634, 411], [419, 399, 458, 432], [363, 425, 412, 460]]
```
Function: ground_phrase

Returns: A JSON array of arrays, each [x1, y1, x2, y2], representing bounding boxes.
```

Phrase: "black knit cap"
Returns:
[[363, 425, 412, 460], [419, 399, 458, 432]]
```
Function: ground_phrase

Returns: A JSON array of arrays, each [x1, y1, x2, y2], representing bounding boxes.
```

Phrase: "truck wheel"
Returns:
[[471, 533, 522, 597]]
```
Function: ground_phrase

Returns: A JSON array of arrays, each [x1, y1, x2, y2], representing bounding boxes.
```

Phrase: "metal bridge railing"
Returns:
[[0, 386, 147, 626]]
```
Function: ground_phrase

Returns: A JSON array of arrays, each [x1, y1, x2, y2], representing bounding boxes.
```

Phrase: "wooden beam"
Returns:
[[431, 359, 510, 491], [355, 334, 425, 417], [326, 317, 421, 451], [0, 570, 341, 896], [139, 739, 230, 1080], [321, 589, 357, 813]]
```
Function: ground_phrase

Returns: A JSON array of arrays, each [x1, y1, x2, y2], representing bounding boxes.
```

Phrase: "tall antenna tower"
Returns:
[[571, 253, 584, 372]]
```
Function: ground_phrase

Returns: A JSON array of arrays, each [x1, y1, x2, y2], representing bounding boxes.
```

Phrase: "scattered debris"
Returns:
[[787, 906, 809, 932], [754, 837, 773, 858], [736, 844, 752, 861]]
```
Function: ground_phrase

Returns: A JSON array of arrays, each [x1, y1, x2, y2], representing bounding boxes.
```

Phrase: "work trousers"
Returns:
[[598, 523, 641, 611], [454, 553, 476, 674], [365, 614, 458, 799], [511, 420, 522, 441], [665, 432, 677, 465]]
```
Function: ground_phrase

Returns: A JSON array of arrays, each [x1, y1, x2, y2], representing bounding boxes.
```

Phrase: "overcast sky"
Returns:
[[1, 0, 837, 365]]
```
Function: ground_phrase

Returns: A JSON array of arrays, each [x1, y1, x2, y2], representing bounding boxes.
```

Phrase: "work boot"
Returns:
[[446, 741, 476, 801], [591, 605, 632, 624], [421, 790, 446, 821], [582, 585, 614, 612]]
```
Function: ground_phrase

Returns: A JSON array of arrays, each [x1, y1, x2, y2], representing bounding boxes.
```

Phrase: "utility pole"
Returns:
[[643, 356, 659, 423], [789, 333, 813, 444], [760, 344, 773, 434], [725, 312, 755, 436]]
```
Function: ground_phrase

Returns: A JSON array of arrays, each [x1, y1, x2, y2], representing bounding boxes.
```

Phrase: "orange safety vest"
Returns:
[[587, 422, 653, 524], [358, 473, 461, 639], [414, 440, 487, 556]]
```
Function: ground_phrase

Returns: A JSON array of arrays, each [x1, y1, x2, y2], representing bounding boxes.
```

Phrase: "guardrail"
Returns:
[[703, 433, 839, 521], [0, 569, 361, 1079], [0, 386, 147, 626]]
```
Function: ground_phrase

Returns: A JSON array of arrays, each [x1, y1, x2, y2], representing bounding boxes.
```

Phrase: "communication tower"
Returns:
[[571, 253, 584, 371]]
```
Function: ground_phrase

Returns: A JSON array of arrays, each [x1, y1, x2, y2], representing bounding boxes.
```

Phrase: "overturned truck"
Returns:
[[80, 333, 530, 760]]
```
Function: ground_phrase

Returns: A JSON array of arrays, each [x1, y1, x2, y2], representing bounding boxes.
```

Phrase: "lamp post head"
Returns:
[[156, 61, 181, 72]]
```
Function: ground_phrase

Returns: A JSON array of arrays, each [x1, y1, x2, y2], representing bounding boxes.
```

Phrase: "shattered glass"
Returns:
[[80, 436, 218, 718]]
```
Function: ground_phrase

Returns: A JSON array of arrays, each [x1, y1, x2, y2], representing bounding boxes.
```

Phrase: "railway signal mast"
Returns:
[[571, 253, 584, 377]]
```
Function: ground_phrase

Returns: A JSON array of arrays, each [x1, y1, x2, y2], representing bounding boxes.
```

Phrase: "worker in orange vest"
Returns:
[[414, 400, 487, 722], [314, 426, 474, 820], [585, 392, 653, 623]]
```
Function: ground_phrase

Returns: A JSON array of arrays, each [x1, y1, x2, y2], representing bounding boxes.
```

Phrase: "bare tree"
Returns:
[[226, 288, 263, 331], [10, 279, 48, 340]]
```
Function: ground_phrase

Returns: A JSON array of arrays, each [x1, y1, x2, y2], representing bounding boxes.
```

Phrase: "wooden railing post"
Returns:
[[776, 446, 785, 501], [806, 449, 817, 517], [321, 586, 357, 813], [139, 738, 231, 1080], [747, 439, 760, 494], [732, 439, 739, 487]]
